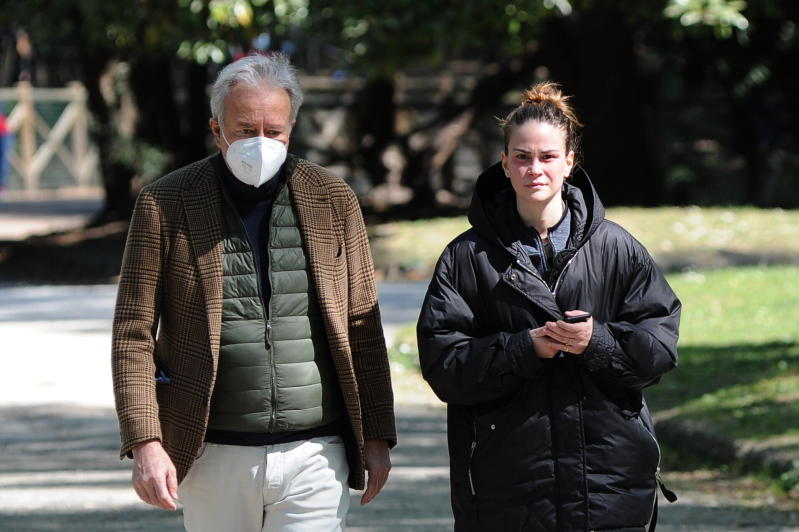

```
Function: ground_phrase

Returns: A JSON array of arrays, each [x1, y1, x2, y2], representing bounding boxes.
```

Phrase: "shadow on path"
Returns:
[[2, 404, 799, 531]]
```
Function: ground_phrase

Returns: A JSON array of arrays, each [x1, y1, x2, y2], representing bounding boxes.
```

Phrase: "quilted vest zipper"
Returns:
[[266, 208, 277, 432], [237, 213, 277, 431]]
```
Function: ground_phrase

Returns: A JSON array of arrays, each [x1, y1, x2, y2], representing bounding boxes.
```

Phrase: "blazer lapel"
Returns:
[[290, 161, 338, 291], [182, 160, 225, 360], [289, 160, 349, 352]]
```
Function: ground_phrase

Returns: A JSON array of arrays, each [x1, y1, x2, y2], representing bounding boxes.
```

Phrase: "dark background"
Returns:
[[1, 0, 797, 222]]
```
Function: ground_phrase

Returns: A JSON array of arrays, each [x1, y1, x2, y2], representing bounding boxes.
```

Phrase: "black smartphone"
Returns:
[[562, 313, 591, 324]]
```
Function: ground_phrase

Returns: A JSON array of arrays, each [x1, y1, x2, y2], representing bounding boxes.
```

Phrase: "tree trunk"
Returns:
[[541, 5, 665, 206], [397, 52, 542, 210]]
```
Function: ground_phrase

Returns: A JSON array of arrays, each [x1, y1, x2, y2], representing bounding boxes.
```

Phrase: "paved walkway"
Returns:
[[0, 195, 103, 240], [2, 198, 799, 530], [0, 282, 453, 531], [3, 283, 799, 530]]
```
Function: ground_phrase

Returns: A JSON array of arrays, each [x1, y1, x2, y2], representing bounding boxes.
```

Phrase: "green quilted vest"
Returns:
[[208, 176, 343, 433]]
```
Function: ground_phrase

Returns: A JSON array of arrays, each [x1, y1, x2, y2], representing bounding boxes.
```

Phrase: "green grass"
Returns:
[[669, 266, 799, 347], [606, 207, 799, 258], [647, 266, 799, 446], [369, 217, 470, 276], [369, 207, 799, 276]]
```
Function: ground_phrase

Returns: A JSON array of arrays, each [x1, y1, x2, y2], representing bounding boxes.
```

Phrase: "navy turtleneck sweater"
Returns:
[[212, 153, 286, 304]]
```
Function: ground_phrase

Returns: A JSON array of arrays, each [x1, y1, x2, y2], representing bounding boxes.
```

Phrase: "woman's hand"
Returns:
[[542, 310, 593, 355], [529, 326, 563, 358]]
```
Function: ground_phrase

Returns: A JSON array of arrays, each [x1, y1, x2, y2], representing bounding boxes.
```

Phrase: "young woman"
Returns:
[[417, 82, 680, 531]]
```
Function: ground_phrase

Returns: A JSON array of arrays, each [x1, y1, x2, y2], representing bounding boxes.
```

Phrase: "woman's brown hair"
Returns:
[[499, 82, 582, 163]]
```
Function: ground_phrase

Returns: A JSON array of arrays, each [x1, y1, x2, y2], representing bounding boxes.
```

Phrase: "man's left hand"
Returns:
[[360, 438, 391, 505]]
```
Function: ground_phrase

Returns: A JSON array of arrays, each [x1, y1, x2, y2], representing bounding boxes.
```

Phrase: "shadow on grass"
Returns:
[[648, 341, 799, 415], [649, 341, 799, 478]]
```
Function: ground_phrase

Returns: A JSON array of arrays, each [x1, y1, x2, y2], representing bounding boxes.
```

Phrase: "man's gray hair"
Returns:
[[210, 53, 304, 125]]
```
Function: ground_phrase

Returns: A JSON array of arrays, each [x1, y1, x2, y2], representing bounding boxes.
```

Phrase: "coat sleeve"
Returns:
[[342, 190, 397, 447], [582, 243, 681, 390], [417, 245, 541, 406], [111, 188, 164, 458]]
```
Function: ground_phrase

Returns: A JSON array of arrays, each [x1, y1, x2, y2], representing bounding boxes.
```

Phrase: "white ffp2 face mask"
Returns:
[[221, 129, 287, 188]]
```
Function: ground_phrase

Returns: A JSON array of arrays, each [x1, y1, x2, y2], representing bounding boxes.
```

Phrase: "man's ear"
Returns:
[[209, 118, 224, 151]]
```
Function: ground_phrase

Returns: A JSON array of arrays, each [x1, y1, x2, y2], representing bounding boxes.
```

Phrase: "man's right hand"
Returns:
[[131, 439, 178, 510]]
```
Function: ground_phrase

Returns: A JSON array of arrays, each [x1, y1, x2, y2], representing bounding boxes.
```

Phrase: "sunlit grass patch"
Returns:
[[669, 266, 799, 346], [368, 208, 799, 277], [369, 217, 470, 276], [607, 207, 799, 258]]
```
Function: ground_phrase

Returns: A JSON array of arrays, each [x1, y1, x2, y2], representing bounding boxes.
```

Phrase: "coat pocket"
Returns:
[[467, 387, 554, 503]]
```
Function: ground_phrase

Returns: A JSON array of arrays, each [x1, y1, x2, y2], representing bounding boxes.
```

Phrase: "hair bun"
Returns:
[[521, 81, 565, 107], [499, 80, 583, 160]]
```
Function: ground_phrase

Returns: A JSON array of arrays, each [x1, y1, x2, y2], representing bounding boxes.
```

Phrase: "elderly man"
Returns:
[[112, 53, 396, 531]]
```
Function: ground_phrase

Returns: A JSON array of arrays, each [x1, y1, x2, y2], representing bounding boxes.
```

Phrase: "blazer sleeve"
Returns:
[[112, 188, 164, 458], [342, 190, 397, 447], [582, 242, 681, 390], [417, 245, 539, 406]]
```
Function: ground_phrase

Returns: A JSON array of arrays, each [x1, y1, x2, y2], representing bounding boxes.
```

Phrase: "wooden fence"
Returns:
[[0, 68, 483, 196], [0, 81, 99, 194]]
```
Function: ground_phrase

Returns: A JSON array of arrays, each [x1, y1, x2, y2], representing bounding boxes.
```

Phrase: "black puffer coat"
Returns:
[[417, 163, 680, 531]]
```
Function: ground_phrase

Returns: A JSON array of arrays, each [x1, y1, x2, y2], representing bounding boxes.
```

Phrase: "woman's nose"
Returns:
[[527, 160, 542, 175]]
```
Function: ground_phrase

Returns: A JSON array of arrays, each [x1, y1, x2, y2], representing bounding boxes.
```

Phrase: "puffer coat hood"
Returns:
[[418, 162, 680, 531], [468, 162, 603, 253]]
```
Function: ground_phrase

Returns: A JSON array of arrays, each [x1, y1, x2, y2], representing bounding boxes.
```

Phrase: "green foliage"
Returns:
[[779, 460, 799, 492], [665, 0, 750, 37], [0, 0, 296, 65], [302, 0, 562, 75]]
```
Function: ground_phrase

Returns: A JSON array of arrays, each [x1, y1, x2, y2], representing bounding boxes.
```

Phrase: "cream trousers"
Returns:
[[179, 436, 350, 532]]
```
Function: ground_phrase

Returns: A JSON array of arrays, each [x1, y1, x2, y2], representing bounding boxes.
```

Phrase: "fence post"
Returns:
[[16, 81, 37, 191], [68, 82, 90, 187]]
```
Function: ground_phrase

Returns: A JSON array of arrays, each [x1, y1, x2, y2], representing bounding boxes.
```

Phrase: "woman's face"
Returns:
[[501, 120, 574, 209]]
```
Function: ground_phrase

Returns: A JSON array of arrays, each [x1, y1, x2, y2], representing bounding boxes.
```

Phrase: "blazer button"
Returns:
[[490, 424, 496, 430], [510, 273, 517, 281]]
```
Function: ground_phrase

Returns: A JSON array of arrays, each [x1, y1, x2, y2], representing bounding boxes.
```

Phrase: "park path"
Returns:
[[0, 195, 103, 240], [1, 279, 799, 529]]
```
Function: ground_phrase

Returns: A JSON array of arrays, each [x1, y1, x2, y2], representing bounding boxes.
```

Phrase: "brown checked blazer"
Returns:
[[112, 154, 396, 489]]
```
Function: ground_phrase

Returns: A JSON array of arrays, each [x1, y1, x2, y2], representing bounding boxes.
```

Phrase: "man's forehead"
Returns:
[[226, 81, 289, 100], [222, 83, 291, 120]]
